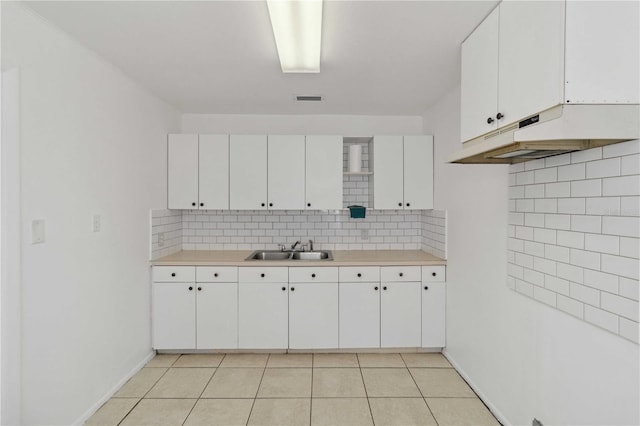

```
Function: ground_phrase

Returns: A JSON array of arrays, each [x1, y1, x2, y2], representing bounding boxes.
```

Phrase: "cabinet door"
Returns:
[[268, 135, 305, 210], [199, 134, 229, 210], [460, 7, 499, 142], [289, 282, 338, 349], [372, 135, 404, 210], [152, 282, 196, 349], [238, 282, 288, 349], [421, 282, 445, 348], [168, 134, 199, 209], [196, 283, 238, 349], [380, 282, 421, 348], [403, 136, 433, 210], [498, 1, 564, 127], [339, 282, 380, 348], [229, 135, 267, 210], [305, 135, 343, 210]]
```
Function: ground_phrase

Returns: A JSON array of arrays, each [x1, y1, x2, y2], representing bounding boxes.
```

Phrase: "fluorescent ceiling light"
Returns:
[[267, 0, 323, 73]]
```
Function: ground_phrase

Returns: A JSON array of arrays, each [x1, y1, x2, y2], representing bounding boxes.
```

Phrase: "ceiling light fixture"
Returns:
[[266, 0, 323, 73]]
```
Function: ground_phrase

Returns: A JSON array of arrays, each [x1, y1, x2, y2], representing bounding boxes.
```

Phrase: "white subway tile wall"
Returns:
[[179, 209, 424, 251], [421, 209, 447, 259], [507, 140, 640, 343], [150, 209, 183, 259], [343, 142, 373, 208]]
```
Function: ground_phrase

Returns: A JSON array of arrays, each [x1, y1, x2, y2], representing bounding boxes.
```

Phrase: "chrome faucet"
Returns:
[[308, 239, 314, 251], [290, 240, 301, 251]]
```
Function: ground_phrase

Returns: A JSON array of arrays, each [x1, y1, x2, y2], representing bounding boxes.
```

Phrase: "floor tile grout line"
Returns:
[[310, 354, 314, 424], [115, 398, 143, 426], [246, 354, 269, 426], [356, 354, 376, 425], [403, 354, 441, 426], [180, 354, 227, 425]]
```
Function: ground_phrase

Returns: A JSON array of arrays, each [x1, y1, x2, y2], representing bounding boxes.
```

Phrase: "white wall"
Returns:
[[423, 86, 639, 425], [1, 3, 180, 424], [182, 113, 423, 135]]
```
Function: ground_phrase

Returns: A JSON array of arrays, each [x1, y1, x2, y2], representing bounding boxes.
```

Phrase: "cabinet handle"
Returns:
[[192, 202, 196, 207], [424, 286, 429, 290], [307, 203, 311, 207], [261, 203, 265, 207], [374, 286, 379, 291], [383, 286, 387, 291], [269, 203, 273, 207], [406, 203, 410, 207], [188, 286, 193, 291], [399, 272, 403, 277], [281, 286, 286, 291], [197, 286, 202, 291], [487, 117, 494, 124], [432, 272, 437, 277], [496, 112, 504, 120], [200, 202, 204, 207], [357, 273, 362, 278], [260, 273, 265, 278], [311, 273, 316, 278], [171, 273, 176, 277], [291, 287, 295, 291], [398, 202, 402, 207], [214, 273, 218, 277]]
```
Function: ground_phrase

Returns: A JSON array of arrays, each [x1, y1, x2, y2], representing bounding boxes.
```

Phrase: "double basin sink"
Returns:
[[245, 250, 333, 261]]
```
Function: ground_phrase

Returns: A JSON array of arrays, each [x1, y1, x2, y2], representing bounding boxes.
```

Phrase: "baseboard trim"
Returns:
[[442, 349, 510, 426], [73, 350, 155, 425]]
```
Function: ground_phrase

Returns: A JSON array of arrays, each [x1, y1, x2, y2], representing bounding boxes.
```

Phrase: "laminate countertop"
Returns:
[[152, 250, 446, 267]]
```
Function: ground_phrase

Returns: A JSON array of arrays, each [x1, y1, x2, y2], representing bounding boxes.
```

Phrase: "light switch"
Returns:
[[32, 219, 45, 244], [92, 214, 101, 232]]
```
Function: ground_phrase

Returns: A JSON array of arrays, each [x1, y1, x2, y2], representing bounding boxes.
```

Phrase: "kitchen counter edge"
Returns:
[[151, 250, 446, 267]]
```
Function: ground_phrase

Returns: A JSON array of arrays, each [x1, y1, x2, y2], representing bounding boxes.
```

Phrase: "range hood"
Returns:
[[447, 104, 640, 164]]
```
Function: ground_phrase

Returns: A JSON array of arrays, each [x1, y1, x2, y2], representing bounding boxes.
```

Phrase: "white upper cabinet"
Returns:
[[460, 7, 499, 143], [373, 135, 433, 210], [268, 135, 305, 210], [461, 2, 564, 142], [168, 134, 229, 210], [199, 134, 229, 210], [168, 134, 199, 209], [229, 135, 268, 210], [403, 136, 433, 210], [461, 0, 637, 143], [306, 135, 343, 210], [497, 1, 564, 127]]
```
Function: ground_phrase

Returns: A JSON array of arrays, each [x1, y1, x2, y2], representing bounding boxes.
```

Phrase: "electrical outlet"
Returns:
[[158, 232, 165, 247], [31, 219, 45, 244], [92, 214, 101, 232], [360, 229, 369, 240]]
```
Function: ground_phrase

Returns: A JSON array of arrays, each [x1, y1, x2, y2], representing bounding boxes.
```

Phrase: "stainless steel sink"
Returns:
[[245, 250, 333, 261]]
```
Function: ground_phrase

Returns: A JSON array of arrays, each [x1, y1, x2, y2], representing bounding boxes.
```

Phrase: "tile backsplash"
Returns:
[[151, 207, 448, 258], [507, 139, 639, 343]]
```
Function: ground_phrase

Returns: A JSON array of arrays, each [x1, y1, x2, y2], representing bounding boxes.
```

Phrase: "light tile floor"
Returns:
[[86, 353, 500, 426]]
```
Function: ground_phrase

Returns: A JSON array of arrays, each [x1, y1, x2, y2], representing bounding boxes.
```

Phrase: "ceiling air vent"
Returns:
[[295, 95, 323, 102]]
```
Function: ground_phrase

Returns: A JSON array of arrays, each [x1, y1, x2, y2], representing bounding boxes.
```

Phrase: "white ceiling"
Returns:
[[26, 1, 497, 116]]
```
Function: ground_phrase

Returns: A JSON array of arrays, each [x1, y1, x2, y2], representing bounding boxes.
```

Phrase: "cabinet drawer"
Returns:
[[289, 267, 338, 283], [339, 267, 380, 282], [239, 267, 288, 283], [153, 266, 196, 282], [422, 266, 446, 282], [381, 266, 421, 282], [196, 266, 238, 282]]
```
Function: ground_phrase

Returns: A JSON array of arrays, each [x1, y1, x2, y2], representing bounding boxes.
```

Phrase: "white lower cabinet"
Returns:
[[153, 282, 196, 350], [153, 264, 445, 351], [339, 281, 380, 348], [289, 282, 339, 349], [380, 282, 422, 347], [422, 266, 446, 348], [152, 266, 238, 350], [238, 267, 289, 349]]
